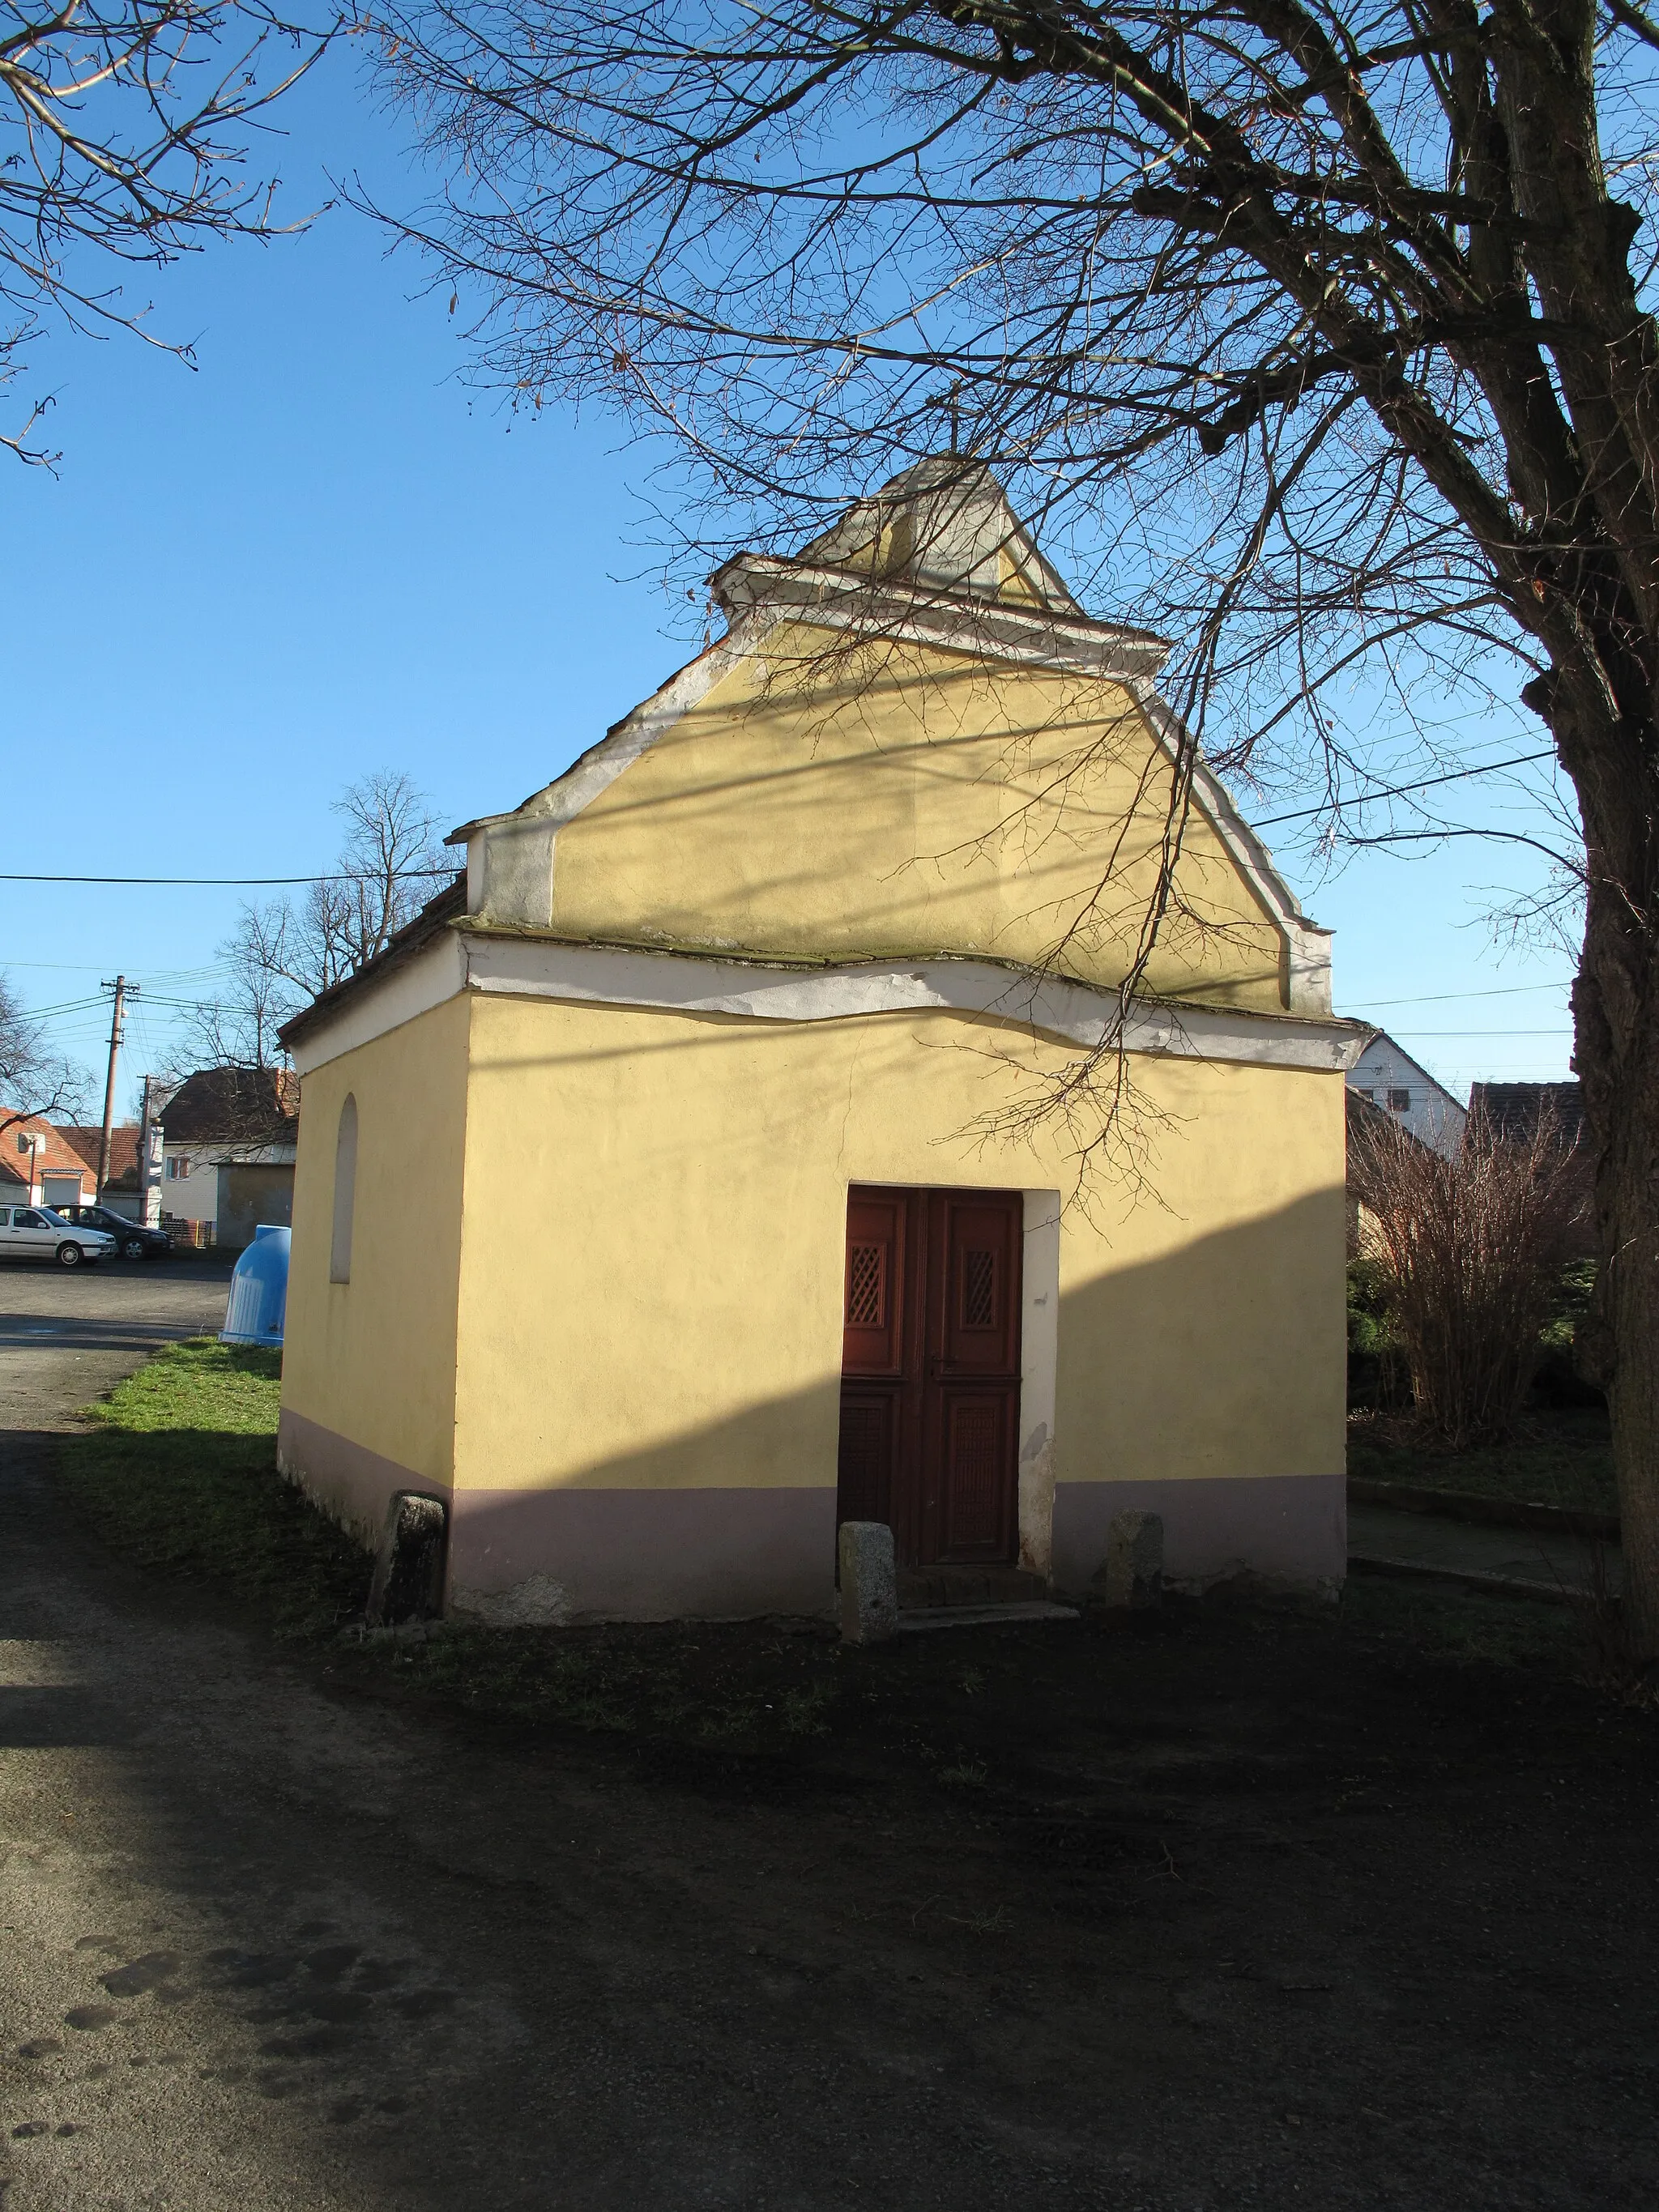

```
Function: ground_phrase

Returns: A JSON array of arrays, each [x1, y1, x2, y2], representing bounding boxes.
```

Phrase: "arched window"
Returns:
[[329, 1094, 358, 1283]]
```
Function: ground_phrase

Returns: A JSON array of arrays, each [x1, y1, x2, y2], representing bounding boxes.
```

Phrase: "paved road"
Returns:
[[0, 1260, 591, 2210], [0, 1257, 232, 1430]]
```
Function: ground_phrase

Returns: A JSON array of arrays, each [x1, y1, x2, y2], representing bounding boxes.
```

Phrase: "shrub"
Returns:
[[1349, 1105, 1587, 1447], [1346, 1255, 1393, 1359], [1346, 1255, 1405, 1410], [1534, 1259, 1606, 1408]]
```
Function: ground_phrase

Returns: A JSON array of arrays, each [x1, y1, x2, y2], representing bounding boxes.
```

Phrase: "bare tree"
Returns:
[[182, 767, 454, 1068], [177, 902, 294, 1071], [1351, 1104, 1586, 1447], [368, 0, 1659, 1652], [1, 0, 332, 461], [0, 970, 87, 1139]]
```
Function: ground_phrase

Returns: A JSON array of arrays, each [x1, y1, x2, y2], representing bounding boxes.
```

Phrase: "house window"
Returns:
[[330, 1094, 358, 1284], [1387, 1089, 1411, 1112], [1354, 1088, 1375, 1102], [167, 1156, 191, 1180], [15, 1132, 29, 1153]]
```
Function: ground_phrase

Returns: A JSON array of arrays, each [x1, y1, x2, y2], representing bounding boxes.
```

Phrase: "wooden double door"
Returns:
[[836, 1184, 1024, 1568]]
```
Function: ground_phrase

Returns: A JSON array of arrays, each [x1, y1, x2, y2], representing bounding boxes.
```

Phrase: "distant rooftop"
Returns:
[[55, 1123, 142, 1188], [159, 1067, 300, 1145], [1468, 1080, 1584, 1143]]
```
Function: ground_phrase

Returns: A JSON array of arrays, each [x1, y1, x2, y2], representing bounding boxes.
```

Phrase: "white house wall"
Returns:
[[1346, 1034, 1467, 1157]]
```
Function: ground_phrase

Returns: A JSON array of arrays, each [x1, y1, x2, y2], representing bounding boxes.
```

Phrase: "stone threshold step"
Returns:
[[898, 1569, 1048, 1608], [898, 1600, 1081, 1633]]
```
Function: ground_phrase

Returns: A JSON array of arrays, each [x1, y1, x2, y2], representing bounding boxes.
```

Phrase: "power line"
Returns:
[[0, 868, 460, 888], [4, 959, 135, 974], [8, 965, 225, 997], [1251, 748, 1557, 829], [19, 995, 109, 1019], [1346, 979, 1568, 1009], [114, 995, 244, 1012]]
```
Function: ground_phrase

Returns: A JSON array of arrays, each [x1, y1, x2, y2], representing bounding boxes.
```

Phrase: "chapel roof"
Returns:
[[288, 467, 1338, 1049], [279, 878, 467, 1051]]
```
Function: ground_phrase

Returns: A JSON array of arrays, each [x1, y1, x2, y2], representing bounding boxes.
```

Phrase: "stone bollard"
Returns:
[[838, 1520, 899, 1645], [1094, 1510, 1164, 1611], [366, 1492, 449, 1627]]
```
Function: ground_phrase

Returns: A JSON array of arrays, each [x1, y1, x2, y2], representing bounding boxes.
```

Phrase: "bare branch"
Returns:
[[186, 769, 452, 1067], [0, 0, 337, 459], [0, 969, 88, 1135]]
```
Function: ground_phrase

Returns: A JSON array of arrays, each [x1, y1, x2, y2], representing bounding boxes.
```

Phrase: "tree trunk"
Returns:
[[1607, 1178, 1659, 1658], [1571, 780, 1659, 1657]]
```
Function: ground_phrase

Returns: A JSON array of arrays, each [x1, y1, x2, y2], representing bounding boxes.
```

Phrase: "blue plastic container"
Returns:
[[220, 1224, 290, 1347]]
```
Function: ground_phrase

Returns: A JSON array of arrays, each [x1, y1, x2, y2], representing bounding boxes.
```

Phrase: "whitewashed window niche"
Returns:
[[329, 1094, 358, 1284]]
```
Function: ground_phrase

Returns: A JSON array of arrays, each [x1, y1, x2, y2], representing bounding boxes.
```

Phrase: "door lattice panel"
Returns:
[[945, 1399, 1003, 1550], [961, 1247, 996, 1329], [836, 1395, 893, 1524], [847, 1242, 886, 1327]]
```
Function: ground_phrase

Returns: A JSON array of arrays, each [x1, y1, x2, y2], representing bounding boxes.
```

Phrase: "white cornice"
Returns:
[[712, 554, 1172, 681], [292, 929, 1368, 1076], [288, 933, 466, 1078]]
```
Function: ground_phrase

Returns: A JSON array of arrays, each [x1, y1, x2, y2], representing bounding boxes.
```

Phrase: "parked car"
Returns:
[[54, 1204, 173, 1260], [0, 1205, 117, 1268]]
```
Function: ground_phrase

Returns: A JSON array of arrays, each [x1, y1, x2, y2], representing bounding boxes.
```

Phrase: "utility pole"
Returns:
[[139, 1073, 160, 1227], [96, 976, 139, 1196]]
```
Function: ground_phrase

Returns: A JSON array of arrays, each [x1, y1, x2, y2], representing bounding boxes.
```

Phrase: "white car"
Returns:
[[0, 1204, 117, 1268]]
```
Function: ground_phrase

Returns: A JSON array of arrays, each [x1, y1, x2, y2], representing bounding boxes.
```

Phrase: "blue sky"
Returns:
[[3, 49, 1577, 1112]]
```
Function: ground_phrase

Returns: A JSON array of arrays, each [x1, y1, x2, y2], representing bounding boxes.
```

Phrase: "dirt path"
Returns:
[[2, 1266, 1657, 2209], [1350, 1498, 1621, 1594]]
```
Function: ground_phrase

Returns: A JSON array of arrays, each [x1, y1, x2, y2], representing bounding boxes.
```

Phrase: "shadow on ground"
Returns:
[[6, 1290, 1658, 2212]]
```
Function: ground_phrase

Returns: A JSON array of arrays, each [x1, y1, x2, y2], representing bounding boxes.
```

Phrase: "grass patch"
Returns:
[[1348, 1404, 1616, 1515], [59, 1338, 369, 1639], [58, 1345, 847, 1745]]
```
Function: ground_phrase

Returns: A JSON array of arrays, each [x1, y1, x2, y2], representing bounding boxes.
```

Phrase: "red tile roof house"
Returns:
[[54, 1124, 143, 1208], [156, 1068, 301, 1251], [0, 1115, 96, 1212]]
